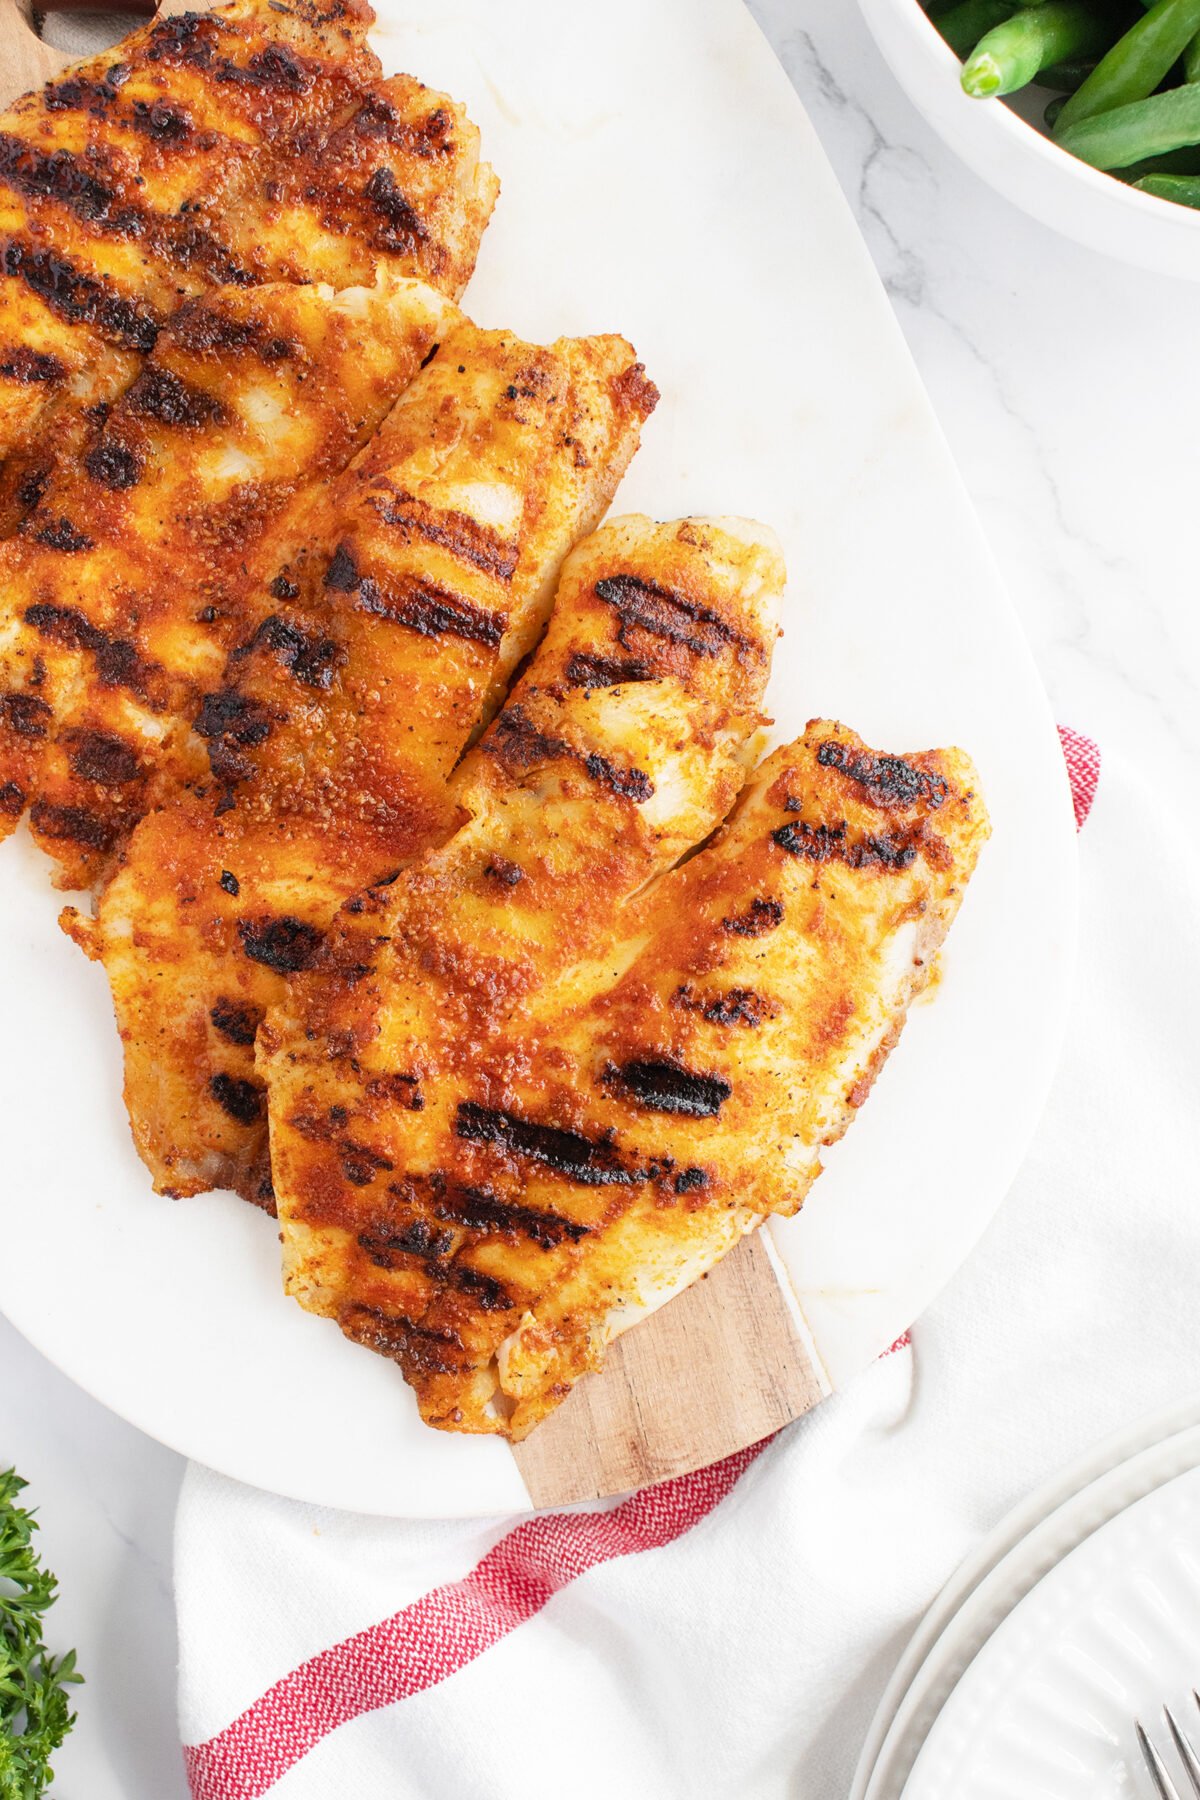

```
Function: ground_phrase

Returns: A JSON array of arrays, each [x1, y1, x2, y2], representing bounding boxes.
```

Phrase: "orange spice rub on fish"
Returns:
[[265, 613, 987, 1434], [68, 327, 658, 1203]]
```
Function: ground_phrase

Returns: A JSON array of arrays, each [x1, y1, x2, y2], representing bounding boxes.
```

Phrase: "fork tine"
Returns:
[[1139, 1721, 1185, 1800], [1164, 1707, 1200, 1798]]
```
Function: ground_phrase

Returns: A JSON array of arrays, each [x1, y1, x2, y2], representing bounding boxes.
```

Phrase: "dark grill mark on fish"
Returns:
[[484, 706, 563, 770], [610, 1058, 732, 1118], [674, 1167, 708, 1194], [42, 65, 130, 113], [0, 782, 24, 815], [209, 1072, 262, 1125], [349, 92, 399, 137], [65, 730, 140, 785], [362, 167, 426, 250], [241, 42, 311, 92], [341, 1143, 394, 1187], [374, 494, 518, 581], [146, 11, 212, 58], [0, 135, 115, 222], [358, 1220, 454, 1267], [487, 708, 651, 800], [356, 572, 506, 648], [24, 603, 148, 692], [196, 687, 272, 750], [246, 615, 340, 689], [131, 99, 190, 142], [238, 914, 323, 974], [210, 998, 261, 1046], [595, 573, 752, 659], [773, 819, 919, 871], [29, 800, 114, 851], [322, 542, 359, 592], [584, 750, 654, 802], [0, 240, 159, 352], [564, 650, 652, 689], [435, 1184, 591, 1249], [0, 693, 51, 738], [816, 739, 947, 810], [340, 1304, 464, 1373], [449, 1264, 514, 1312], [169, 305, 293, 360], [722, 897, 783, 937], [146, 10, 309, 96], [365, 1072, 425, 1112], [676, 984, 773, 1028], [126, 366, 224, 428], [0, 347, 64, 385], [287, 1105, 350, 1143], [168, 221, 254, 287], [219, 869, 239, 896], [16, 465, 48, 510], [44, 76, 106, 111], [270, 573, 299, 600], [484, 857, 523, 888], [31, 515, 91, 553], [85, 438, 141, 490], [455, 1100, 640, 1187]]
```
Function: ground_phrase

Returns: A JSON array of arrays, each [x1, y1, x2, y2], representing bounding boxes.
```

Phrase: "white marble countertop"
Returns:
[[5, 3, 1199, 1794]]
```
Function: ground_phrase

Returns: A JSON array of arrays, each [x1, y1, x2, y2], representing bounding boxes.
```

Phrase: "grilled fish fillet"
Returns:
[[262, 513, 787, 1426], [0, 0, 497, 520], [266, 679, 987, 1433], [71, 327, 657, 1202], [0, 274, 456, 887]]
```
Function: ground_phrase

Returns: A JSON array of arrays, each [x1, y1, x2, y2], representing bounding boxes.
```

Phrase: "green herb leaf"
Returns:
[[0, 1470, 82, 1799]]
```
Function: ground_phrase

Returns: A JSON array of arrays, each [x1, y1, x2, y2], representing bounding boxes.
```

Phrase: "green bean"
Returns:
[[934, 0, 1017, 57], [1037, 57, 1099, 90], [961, 4, 1120, 97], [1045, 93, 1069, 125], [1133, 169, 1200, 198], [1055, 0, 1200, 132], [1134, 0, 1200, 91], [1118, 142, 1200, 175], [1055, 80, 1200, 164]]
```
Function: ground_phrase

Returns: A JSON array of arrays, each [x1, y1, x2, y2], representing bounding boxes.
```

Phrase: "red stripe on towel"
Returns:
[[184, 1437, 770, 1799], [1057, 725, 1100, 830]]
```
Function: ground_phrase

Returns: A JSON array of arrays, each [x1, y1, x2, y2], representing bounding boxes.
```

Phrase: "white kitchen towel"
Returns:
[[176, 722, 1200, 1799]]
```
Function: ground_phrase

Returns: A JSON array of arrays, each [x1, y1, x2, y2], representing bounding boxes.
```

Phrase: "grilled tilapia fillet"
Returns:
[[0, 275, 455, 887], [261, 514, 786, 1413], [0, 0, 377, 473], [269, 711, 987, 1437], [72, 328, 657, 1201], [0, 0, 497, 518]]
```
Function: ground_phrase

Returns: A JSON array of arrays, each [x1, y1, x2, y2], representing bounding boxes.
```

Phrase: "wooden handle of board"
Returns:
[[0, 0, 70, 99], [0, 0, 209, 110], [511, 1229, 828, 1510]]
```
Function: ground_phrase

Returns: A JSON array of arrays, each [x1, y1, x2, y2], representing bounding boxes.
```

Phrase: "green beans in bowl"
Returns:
[[856, 0, 1200, 276]]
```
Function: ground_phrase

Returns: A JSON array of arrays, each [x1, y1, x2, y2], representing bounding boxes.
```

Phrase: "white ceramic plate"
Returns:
[[0, 0, 1076, 1515], [854, 1397, 1200, 1800], [900, 1461, 1200, 1798]]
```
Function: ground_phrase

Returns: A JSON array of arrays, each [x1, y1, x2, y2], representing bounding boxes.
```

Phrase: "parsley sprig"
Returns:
[[0, 1470, 81, 1800]]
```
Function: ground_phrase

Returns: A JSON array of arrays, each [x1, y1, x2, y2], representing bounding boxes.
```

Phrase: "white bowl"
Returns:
[[857, 0, 1200, 279]]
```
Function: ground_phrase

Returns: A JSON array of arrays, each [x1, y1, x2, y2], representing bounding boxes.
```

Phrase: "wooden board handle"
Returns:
[[512, 1230, 828, 1509], [0, 0, 211, 108], [0, 0, 70, 98]]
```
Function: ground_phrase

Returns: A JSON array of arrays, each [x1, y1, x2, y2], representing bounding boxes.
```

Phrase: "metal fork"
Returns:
[[1136, 1693, 1200, 1799]]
